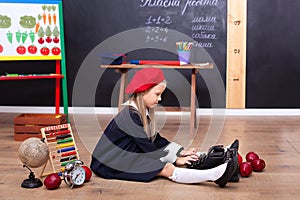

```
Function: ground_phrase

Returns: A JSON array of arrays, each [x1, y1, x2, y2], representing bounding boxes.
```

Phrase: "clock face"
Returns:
[[70, 166, 86, 185]]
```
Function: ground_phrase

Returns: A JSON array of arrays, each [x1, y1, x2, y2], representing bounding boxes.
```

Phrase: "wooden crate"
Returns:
[[14, 114, 67, 141]]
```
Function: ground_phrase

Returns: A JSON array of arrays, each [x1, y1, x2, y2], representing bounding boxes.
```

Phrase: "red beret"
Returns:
[[125, 68, 165, 94]]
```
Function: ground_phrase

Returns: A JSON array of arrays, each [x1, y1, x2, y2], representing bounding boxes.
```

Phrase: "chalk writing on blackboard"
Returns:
[[139, 0, 219, 15], [144, 16, 171, 43], [145, 16, 172, 25], [137, 0, 223, 48], [145, 26, 169, 43]]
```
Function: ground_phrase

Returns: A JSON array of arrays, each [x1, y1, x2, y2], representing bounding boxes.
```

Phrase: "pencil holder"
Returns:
[[177, 50, 191, 65]]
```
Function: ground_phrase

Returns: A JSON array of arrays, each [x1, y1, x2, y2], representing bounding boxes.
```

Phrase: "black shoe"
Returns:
[[229, 166, 240, 182], [214, 149, 237, 188], [230, 139, 239, 151], [228, 139, 240, 182]]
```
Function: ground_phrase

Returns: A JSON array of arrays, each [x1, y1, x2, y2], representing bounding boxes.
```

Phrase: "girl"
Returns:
[[91, 68, 237, 188]]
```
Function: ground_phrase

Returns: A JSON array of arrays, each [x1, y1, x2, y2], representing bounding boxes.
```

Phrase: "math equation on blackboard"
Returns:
[[136, 0, 225, 48], [145, 18, 170, 43]]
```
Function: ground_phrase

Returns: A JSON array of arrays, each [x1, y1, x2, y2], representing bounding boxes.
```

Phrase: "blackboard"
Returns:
[[66, 0, 227, 108], [247, 0, 300, 108], [2, 0, 300, 108]]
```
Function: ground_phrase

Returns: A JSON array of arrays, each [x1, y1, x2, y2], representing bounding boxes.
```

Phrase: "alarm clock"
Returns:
[[63, 160, 86, 189]]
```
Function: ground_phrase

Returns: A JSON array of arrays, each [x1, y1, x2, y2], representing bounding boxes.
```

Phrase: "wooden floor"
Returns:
[[0, 112, 300, 200]]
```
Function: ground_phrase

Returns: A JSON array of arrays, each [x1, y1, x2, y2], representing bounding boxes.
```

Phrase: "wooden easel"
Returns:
[[0, 0, 69, 115]]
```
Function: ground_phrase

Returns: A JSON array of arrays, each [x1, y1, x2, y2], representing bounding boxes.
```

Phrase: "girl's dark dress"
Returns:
[[90, 106, 172, 182]]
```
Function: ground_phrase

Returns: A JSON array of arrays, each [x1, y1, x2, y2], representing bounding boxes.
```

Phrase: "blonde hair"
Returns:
[[128, 80, 166, 141], [131, 93, 156, 141]]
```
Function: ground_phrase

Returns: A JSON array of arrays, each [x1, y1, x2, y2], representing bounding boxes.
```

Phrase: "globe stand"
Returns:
[[21, 165, 43, 188]]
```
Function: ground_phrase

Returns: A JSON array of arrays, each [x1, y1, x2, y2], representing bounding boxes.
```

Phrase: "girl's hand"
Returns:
[[180, 148, 198, 157], [175, 154, 199, 166]]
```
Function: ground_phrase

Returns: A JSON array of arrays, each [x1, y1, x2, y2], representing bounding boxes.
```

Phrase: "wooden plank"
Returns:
[[118, 69, 128, 111], [190, 68, 196, 137], [2, 113, 300, 199], [226, 0, 247, 108], [14, 133, 42, 141], [14, 114, 67, 125], [14, 125, 44, 133], [101, 63, 213, 69], [13, 114, 67, 141]]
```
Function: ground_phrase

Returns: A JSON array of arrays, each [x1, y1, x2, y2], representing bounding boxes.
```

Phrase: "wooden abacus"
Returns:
[[40, 123, 80, 177]]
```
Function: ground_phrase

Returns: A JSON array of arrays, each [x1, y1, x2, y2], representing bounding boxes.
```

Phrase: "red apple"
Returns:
[[82, 166, 92, 182], [44, 173, 61, 189], [246, 152, 259, 162], [238, 153, 243, 165], [239, 162, 253, 177], [251, 158, 266, 172]]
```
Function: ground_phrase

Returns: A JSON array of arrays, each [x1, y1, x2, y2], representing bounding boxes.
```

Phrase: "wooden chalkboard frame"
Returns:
[[226, 0, 247, 109]]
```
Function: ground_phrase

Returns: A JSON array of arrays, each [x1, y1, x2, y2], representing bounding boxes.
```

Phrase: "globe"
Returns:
[[18, 137, 49, 168]]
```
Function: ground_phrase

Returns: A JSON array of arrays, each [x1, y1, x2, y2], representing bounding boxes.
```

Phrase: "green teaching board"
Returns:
[[0, 0, 63, 60], [0, 0, 68, 115]]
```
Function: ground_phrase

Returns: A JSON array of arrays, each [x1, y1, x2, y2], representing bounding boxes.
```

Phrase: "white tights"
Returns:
[[169, 162, 228, 184]]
